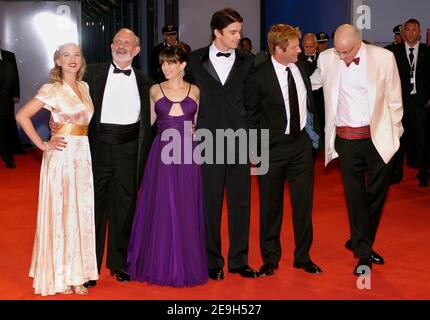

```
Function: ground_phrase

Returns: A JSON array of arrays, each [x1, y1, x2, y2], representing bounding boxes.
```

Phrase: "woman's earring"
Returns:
[[180, 70, 185, 77]]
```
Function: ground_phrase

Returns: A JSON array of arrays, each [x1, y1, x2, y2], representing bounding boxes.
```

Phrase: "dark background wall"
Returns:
[[81, 0, 148, 71], [262, 0, 351, 49]]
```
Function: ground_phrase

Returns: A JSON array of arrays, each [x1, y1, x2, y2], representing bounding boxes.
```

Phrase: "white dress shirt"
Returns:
[[100, 63, 141, 125], [271, 56, 307, 134], [209, 42, 235, 85], [336, 44, 371, 127], [405, 42, 419, 94]]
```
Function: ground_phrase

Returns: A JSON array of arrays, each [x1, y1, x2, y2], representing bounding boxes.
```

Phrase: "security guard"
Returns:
[[385, 24, 403, 51], [316, 31, 329, 53], [150, 24, 191, 83]]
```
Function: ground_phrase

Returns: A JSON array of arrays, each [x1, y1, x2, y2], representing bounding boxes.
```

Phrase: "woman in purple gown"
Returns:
[[127, 45, 208, 287]]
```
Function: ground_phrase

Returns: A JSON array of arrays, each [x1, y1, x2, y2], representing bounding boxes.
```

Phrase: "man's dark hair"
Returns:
[[405, 18, 420, 28], [210, 8, 243, 41], [240, 37, 252, 45]]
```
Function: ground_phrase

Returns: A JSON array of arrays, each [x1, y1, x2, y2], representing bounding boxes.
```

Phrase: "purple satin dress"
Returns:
[[127, 86, 208, 287]]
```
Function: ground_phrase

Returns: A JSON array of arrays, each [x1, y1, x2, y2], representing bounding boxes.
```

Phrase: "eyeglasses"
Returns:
[[334, 44, 355, 57]]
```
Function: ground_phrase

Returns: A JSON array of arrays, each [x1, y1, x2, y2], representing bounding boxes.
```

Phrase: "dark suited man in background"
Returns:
[[316, 32, 329, 53], [246, 24, 322, 277], [186, 8, 258, 281], [150, 24, 191, 83], [392, 18, 430, 187], [299, 33, 318, 76], [0, 60, 16, 168], [299, 33, 325, 150], [0, 41, 26, 155], [52, 28, 153, 288], [385, 24, 404, 52], [239, 37, 255, 56]]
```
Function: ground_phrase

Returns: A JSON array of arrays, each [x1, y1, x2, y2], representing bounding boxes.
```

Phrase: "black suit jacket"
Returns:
[[84, 61, 154, 185], [0, 49, 20, 98], [245, 57, 321, 150], [384, 43, 396, 52], [185, 46, 254, 132], [298, 52, 319, 77], [392, 43, 430, 106], [0, 60, 14, 116]]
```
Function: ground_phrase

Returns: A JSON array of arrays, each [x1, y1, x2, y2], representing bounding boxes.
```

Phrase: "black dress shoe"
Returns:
[[110, 269, 130, 282], [370, 251, 385, 265], [258, 263, 279, 276], [228, 266, 259, 278], [345, 239, 385, 265], [354, 258, 372, 276], [83, 280, 97, 288], [293, 261, 322, 274], [208, 268, 224, 280]]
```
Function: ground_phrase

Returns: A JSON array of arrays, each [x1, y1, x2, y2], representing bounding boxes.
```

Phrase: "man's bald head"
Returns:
[[334, 24, 361, 46], [114, 28, 140, 45], [302, 33, 317, 56], [333, 24, 362, 65], [111, 28, 141, 68]]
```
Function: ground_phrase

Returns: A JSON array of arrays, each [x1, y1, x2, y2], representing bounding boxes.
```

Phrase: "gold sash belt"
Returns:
[[54, 124, 88, 136]]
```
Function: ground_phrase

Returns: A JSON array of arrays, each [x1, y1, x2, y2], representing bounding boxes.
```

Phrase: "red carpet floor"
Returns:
[[1, 149, 429, 300]]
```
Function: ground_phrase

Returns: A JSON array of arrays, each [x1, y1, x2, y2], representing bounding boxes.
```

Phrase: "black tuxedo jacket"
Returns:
[[0, 49, 20, 98], [392, 43, 430, 106], [84, 61, 154, 185], [186, 46, 254, 132], [0, 60, 14, 116], [298, 52, 319, 77], [245, 57, 321, 149]]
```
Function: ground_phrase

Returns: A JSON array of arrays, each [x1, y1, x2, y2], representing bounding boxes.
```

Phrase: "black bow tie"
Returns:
[[216, 52, 231, 58], [112, 62, 131, 76]]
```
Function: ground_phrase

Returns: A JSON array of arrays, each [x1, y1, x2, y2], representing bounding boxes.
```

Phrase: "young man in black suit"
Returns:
[[245, 24, 322, 277], [186, 8, 258, 280], [391, 18, 430, 187]]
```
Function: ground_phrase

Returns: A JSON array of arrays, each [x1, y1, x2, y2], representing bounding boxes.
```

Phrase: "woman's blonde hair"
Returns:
[[50, 43, 86, 82], [267, 24, 301, 55]]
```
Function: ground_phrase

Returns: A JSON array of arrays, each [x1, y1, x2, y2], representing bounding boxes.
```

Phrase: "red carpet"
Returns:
[[1, 149, 429, 300]]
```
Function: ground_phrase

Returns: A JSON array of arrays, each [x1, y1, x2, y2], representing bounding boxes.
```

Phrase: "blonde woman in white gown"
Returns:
[[16, 43, 98, 296]]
